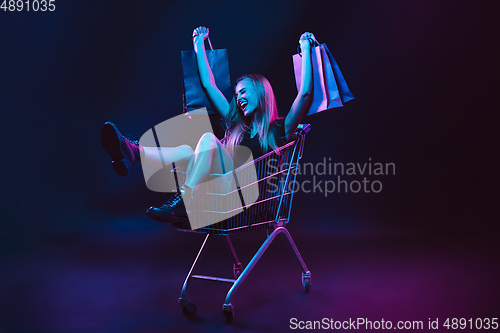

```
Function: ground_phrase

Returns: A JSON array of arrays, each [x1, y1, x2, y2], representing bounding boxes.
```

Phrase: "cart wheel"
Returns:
[[223, 303, 234, 323], [302, 271, 311, 293], [303, 278, 310, 293], [233, 263, 243, 279], [180, 300, 196, 317]]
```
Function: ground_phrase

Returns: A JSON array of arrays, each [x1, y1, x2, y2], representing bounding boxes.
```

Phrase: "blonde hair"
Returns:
[[224, 74, 281, 156]]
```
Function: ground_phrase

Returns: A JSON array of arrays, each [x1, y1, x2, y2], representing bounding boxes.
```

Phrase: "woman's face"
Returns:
[[235, 78, 259, 117]]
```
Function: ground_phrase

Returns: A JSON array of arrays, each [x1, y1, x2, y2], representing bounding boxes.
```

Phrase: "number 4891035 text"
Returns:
[[1, 0, 55, 11]]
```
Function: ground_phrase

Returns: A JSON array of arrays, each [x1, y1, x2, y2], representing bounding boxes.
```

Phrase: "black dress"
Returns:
[[233, 118, 288, 167]]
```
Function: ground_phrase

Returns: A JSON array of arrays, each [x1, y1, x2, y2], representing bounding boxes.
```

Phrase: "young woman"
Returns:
[[101, 26, 315, 223]]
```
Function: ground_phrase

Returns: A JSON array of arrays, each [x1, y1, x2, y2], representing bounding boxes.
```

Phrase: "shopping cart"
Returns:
[[173, 124, 311, 323]]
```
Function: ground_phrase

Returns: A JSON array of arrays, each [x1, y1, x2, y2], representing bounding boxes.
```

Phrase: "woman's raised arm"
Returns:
[[192, 26, 230, 120], [284, 32, 316, 140]]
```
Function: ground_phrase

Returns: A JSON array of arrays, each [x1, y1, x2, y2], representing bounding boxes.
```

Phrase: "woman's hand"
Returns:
[[286, 32, 316, 139], [192, 25, 230, 119], [193, 26, 209, 46], [299, 32, 318, 53]]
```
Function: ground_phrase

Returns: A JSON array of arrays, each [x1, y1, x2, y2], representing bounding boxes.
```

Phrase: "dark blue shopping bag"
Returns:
[[182, 38, 232, 114]]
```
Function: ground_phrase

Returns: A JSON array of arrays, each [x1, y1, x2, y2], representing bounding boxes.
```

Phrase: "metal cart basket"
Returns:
[[175, 124, 311, 323]]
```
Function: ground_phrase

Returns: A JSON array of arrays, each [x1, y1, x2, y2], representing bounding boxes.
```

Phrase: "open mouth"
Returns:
[[238, 100, 248, 110]]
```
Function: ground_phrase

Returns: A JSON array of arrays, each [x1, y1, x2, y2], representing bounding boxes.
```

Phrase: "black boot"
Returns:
[[146, 185, 193, 223], [101, 122, 141, 177]]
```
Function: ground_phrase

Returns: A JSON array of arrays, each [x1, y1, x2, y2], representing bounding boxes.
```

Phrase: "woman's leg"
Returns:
[[184, 132, 234, 190], [146, 132, 234, 223], [101, 121, 195, 177], [142, 145, 194, 171]]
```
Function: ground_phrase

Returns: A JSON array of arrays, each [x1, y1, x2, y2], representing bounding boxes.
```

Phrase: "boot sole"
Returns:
[[146, 208, 189, 224], [100, 122, 131, 177]]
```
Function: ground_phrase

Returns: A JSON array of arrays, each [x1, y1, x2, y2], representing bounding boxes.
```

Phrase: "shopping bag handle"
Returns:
[[297, 36, 320, 56], [206, 37, 214, 51]]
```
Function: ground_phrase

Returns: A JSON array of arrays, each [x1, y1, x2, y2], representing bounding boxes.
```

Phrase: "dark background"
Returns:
[[1, 0, 499, 332]]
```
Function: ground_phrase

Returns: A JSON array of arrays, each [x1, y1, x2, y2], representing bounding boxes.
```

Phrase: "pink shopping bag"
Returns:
[[293, 43, 354, 116]]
